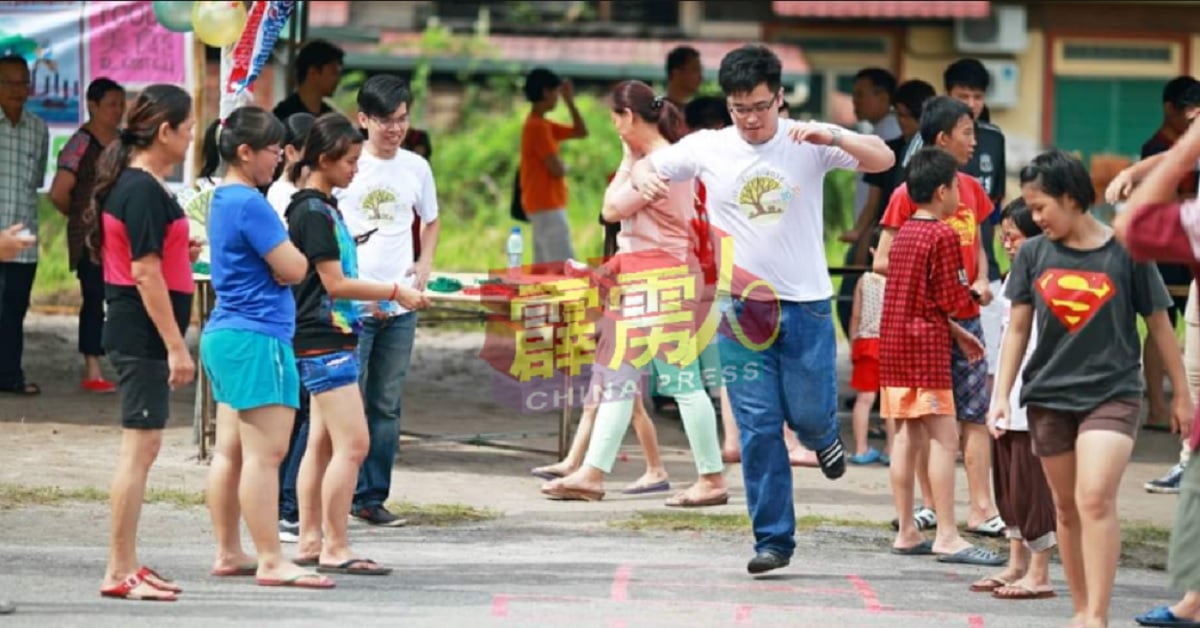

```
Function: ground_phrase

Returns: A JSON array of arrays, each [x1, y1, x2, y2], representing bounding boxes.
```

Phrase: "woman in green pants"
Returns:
[[540, 80, 727, 507]]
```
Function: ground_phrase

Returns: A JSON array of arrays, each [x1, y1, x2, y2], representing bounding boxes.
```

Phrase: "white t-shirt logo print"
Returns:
[[736, 168, 794, 225], [360, 186, 399, 226]]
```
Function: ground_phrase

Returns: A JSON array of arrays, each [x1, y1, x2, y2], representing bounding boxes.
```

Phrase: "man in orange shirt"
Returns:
[[520, 68, 588, 264]]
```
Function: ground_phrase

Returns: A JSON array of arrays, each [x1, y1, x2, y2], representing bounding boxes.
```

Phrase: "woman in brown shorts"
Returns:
[[991, 149, 1192, 628]]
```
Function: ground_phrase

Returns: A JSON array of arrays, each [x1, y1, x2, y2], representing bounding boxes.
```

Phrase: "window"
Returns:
[[1053, 77, 1162, 162], [1063, 44, 1172, 63]]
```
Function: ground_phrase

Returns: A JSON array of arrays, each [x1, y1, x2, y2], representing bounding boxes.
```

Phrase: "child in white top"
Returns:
[[266, 113, 315, 222], [977, 198, 1057, 600], [848, 232, 888, 465]]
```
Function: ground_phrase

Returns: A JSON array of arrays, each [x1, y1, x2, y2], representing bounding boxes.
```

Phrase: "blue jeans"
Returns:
[[719, 298, 839, 558], [278, 385, 309, 522], [352, 313, 418, 510]]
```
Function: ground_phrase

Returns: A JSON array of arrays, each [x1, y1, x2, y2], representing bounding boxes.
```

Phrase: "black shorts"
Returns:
[[109, 351, 171, 430]]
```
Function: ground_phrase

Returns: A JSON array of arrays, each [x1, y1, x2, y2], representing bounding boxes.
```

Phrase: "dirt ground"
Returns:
[[0, 312, 1187, 529]]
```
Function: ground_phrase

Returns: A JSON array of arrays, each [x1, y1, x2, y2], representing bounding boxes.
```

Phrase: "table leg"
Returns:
[[558, 370, 572, 459]]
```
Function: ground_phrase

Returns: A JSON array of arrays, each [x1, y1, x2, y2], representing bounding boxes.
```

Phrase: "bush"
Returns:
[[430, 94, 618, 271]]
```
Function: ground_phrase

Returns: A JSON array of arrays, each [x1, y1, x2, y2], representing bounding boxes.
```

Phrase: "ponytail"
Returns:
[[198, 119, 221, 182], [652, 97, 687, 144], [84, 137, 133, 263], [611, 81, 688, 145]]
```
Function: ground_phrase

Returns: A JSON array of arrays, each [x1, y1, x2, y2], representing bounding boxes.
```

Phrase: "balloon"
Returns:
[[192, 1, 248, 48], [152, 1, 194, 33]]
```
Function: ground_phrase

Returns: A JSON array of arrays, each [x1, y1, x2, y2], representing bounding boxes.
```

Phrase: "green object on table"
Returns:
[[427, 277, 463, 293], [192, 261, 211, 275], [476, 278, 503, 285]]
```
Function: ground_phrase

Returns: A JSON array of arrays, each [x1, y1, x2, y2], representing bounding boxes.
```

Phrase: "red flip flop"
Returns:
[[137, 566, 182, 593], [100, 571, 178, 602]]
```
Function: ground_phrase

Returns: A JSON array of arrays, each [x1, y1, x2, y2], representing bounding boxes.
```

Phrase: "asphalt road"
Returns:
[[0, 503, 1177, 627]]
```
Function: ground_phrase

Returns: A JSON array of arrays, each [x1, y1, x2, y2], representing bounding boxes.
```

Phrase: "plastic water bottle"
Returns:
[[506, 226, 523, 271]]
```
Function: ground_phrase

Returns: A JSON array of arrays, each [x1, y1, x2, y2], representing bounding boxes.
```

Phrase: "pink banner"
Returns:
[[87, 0, 186, 85]]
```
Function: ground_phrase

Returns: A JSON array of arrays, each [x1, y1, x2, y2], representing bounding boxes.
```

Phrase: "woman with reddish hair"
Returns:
[[541, 80, 727, 507]]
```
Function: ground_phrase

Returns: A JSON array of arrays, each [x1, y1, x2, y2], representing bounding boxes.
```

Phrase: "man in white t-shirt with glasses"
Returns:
[[337, 75, 440, 527], [631, 44, 895, 576]]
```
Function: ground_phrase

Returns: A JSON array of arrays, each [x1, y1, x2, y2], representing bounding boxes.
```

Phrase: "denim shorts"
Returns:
[[201, 329, 300, 411], [296, 350, 360, 395]]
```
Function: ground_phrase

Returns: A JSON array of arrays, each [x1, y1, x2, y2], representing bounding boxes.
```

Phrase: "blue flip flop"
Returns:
[[1136, 605, 1200, 627], [937, 546, 1005, 566], [890, 539, 933, 556], [622, 480, 670, 495]]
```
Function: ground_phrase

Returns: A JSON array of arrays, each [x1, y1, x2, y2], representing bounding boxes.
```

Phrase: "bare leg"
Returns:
[[296, 407, 332, 560], [962, 422, 1000, 528], [532, 403, 597, 477], [102, 429, 174, 599], [627, 394, 669, 489], [239, 405, 319, 581], [977, 539, 1028, 589], [1170, 592, 1200, 621], [1075, 431, 1135, 628], [884, 418, 896, 458], [852, 392, 876, 456], [84, 354, 104, 382], [785, 427, 818, 466], [914, 422, 934, 509], [925, 414, 972, 555], [1041, 451, 1087, 626], [1004, 546, 1053, 593], [719, 386, 740, 463], [312, 385, 370, 566], [889, 420, 924, 549], [206, 403, 254, 572]]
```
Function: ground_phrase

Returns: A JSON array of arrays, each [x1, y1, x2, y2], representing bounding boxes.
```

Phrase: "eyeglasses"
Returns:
[[0, 80, 30, 89], [728, 94, 779, 118], [370, 115, 409, 130]]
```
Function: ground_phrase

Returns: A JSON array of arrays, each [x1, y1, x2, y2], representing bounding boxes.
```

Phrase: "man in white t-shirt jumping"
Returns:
[[631, 45, 895, 576], [338, 75, 441, 527]]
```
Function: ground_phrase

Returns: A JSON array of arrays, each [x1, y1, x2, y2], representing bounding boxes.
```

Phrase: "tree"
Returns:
[[739, 177, 782, 219]]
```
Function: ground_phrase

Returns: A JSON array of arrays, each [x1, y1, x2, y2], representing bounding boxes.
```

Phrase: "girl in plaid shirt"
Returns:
[[880, 148, 1002, 566]]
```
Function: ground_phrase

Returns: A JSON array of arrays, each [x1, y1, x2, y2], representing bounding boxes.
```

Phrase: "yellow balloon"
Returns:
[[192, 1, 248, 48]]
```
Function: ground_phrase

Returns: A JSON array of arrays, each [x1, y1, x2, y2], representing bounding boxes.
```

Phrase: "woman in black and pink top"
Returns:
[[86, 84, 198, 602]]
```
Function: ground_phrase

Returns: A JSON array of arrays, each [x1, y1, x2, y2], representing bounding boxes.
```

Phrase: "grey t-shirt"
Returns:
[[1005, 234, 1171, 411]]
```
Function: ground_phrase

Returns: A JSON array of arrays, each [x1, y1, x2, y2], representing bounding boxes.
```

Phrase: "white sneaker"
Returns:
[[278, 519, 299, 543]]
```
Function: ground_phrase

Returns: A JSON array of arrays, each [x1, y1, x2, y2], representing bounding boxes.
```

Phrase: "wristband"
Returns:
[[390, 282, 399, 302]]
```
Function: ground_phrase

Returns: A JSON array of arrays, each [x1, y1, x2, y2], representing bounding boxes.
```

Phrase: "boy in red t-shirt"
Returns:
[[880, 147, 1001, 565], [875, 96, 1003, 538]]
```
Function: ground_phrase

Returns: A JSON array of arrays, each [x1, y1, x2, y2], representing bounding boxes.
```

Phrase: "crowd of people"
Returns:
[[0, 34, 1197, 628]]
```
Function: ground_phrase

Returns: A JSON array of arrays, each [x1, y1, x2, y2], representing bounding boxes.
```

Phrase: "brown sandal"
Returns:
[[665, 492, 730, 508], [541, 484, 605, 501]]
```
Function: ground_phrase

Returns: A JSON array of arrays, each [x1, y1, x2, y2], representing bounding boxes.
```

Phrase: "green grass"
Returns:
[[382, 500, 502, 526], [0, 483, 501, 527], [0, 483, 204, 510]]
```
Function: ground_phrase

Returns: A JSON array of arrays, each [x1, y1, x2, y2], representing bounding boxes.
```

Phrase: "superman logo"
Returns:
[[1035, 269, 1116, 332]]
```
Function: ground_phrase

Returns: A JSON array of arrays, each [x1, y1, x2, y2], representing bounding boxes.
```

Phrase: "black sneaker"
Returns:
[[1145, 463, 1184, 494], [747, 551, 790, 575], [352, 505, 409, 527], [816, 437, 847, 480]]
